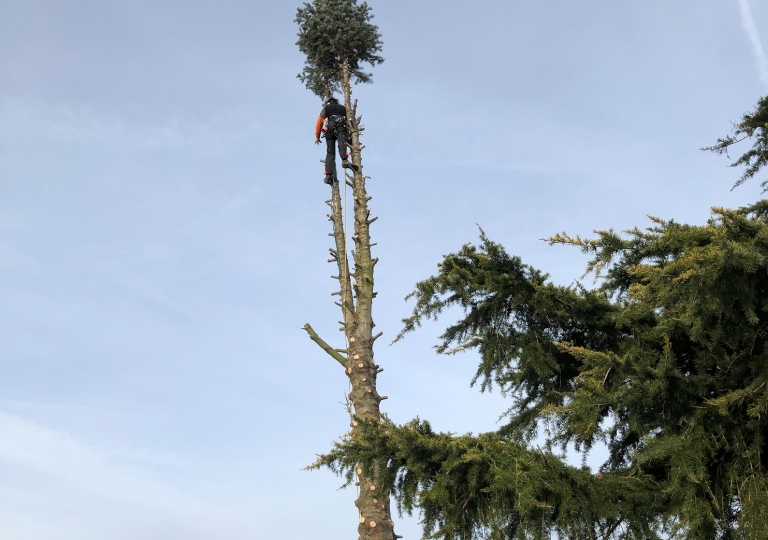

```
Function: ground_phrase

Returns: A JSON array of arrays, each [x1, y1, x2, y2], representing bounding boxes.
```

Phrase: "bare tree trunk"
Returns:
[[303, 60, 398, 540]]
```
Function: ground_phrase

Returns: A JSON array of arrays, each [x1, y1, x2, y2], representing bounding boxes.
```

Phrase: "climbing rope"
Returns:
[[343, 170, 358, 503], [342, 168, 362, 506], [326, 119, 362, 510]]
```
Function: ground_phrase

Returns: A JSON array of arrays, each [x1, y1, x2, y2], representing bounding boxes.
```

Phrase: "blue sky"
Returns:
[[1, 1, 767, 538]]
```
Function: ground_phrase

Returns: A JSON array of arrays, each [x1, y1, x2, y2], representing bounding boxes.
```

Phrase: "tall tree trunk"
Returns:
[[304, 60, 398, 540], [341, 60, 397, 540]]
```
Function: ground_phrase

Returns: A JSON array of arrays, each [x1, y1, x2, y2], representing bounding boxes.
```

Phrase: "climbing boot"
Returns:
[[323, 174, 334, 185], [341, 160, 359, 172]]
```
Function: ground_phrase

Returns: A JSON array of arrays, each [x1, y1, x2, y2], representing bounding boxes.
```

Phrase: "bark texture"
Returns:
[[304, 60, 398, 540]]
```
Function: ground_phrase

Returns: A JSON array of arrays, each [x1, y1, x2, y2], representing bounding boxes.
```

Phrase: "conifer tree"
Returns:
[[703, 95, 768, 190], [295, 3, 396, 540], [314, 97, 768, 540]]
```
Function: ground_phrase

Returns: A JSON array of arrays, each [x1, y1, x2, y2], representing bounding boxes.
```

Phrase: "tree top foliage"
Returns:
[[314, 96, 768, 539], [295, 0, 383, 99], [703, 95, 768, 190]]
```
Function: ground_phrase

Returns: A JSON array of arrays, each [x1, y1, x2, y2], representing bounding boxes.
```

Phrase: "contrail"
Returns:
[[737, 0, 768, 88]]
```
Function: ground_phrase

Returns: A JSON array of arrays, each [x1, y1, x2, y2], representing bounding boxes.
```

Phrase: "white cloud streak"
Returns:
[[0, 98, 264, 149], [0, 413, 260, 540], [737, 0, 768, 88]]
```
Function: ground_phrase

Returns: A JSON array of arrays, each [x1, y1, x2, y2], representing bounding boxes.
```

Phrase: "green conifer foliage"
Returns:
[[313, 97, 768, 539], [703, 95, 768, 190], [295, 0, 383, 99]]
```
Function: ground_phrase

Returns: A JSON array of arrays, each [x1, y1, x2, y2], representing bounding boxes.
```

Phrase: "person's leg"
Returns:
[[325, 134, 337, 179], [337, 127, 358, 171], [336, 127, 349, 163]]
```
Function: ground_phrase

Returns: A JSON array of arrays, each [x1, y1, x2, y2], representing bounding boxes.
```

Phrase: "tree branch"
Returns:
[[303, 323, 347, 367]]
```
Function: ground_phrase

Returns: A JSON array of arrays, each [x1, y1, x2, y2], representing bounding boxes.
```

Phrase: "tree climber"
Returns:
[[315, 96, 358, 184]]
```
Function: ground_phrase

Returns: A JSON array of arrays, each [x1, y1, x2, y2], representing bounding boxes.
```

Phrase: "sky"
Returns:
[[1, 1, 767, 538]]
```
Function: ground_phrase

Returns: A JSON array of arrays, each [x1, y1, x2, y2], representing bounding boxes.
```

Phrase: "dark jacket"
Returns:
[[315, 102, 347, 138]]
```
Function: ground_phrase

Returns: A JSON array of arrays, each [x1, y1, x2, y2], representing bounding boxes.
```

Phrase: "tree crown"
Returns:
[[295, 0, 384, 99]]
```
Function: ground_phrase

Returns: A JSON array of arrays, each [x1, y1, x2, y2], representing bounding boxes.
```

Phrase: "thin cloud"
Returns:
[[737, 0, 768, 88], [0, 413, 260, 540], [0, 98, 264, 149]]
